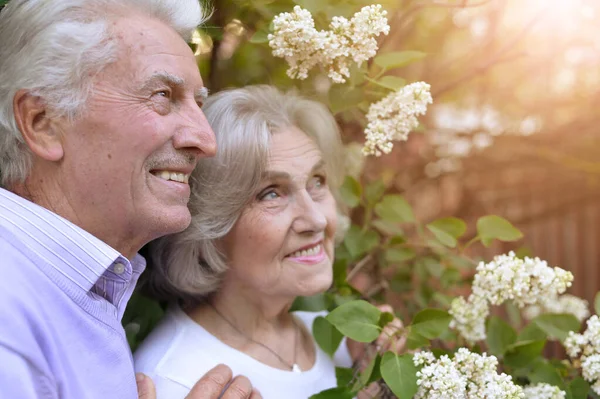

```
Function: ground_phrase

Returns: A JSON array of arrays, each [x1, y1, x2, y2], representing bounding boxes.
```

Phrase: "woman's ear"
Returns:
[[13, 89, 64, 162]]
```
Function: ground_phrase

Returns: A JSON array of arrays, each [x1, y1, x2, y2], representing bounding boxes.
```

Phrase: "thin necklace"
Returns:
[[207, 302, 302, 373]]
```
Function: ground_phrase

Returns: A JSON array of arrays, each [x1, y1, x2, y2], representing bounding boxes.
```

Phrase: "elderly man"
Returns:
[[0, 1, 259, 398]]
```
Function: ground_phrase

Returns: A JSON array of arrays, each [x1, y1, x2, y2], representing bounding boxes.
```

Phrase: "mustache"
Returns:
[[146, 152, 198, 170]]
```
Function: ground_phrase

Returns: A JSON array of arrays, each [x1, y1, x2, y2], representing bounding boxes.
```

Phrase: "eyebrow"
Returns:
[[262, 158, 326, 181], [142, 72, 208, 103]]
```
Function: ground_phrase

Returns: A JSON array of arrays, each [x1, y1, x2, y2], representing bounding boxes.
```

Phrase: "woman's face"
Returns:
[[221, 126, 338, 300]]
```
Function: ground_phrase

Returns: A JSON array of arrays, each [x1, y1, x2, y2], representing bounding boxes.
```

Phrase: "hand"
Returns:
[[347, 304, 406, 363], [136, 364, 262, 399], [374, 304, 405, 354]]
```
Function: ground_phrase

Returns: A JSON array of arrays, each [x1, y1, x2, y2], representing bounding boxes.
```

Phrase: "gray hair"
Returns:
[[0, 0, 207, 188], [144, 85, 344, 305]]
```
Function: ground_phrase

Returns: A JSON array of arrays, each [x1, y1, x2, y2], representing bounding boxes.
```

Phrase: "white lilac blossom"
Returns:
[[449, 295, 489, 344], [564, 315, 600, 394], [471, 252, 573, 307], [268, 5, 389, 83], [362, 81, 433, 156], [413, 348, 523, 399], [523, 294, 590, 322], [522, 383, 566, 399], [449, 252, 574, 343]]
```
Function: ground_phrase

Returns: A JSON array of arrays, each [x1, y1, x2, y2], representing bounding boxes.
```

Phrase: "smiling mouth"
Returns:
[[287, 243, 322, 258], [150, 170, 190, 184]]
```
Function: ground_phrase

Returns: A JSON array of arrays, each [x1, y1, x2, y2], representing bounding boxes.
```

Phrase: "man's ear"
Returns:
[[13, 89, 64, 162]]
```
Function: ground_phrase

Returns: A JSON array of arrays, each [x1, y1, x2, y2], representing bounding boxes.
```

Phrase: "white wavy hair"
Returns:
[[144, 85, 345, 305], [0, 0, 207, 188]]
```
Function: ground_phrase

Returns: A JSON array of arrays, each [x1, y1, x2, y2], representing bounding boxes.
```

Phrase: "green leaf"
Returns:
[[335, 367, 354, 387], [339, 176, 362, 208], [518, 322, 547, 342], [385, 248, 416, 263], [326, 300, 381, 342], [527, 359, 564, 388], [503, 340, 546, 369], [372, 220, 404, 236], [410, 309, 452, 340], [569, 377, 590, 399], [333, 258, 348, 288], [374, 51, 427, 71], [595, 291, 600, 316], [379, 312, 395, 328], [380, 353, 418, 399], [532, 313, 580, 341], [374, 195, 415, 223], [427, 225, 457, 248], [476, 215, 523, 247], [309, 387, 353, 399], [486, 316, 517, 356], [376, 76, 406, 90], [365, 355, 382, 385], [313, 316, 344, 357], [418, 257, 443, 278], [440, 268, 461, 289], [354, 355, 379, 390], [343, 225, 380, 259], [406, 330, 430, 350], [365, 180, 386, 205], [426, 217, 467, 248], [290, 293, 332, 312]]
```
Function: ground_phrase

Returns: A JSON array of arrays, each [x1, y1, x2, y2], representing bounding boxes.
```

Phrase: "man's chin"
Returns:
[[147, 208, 192, 239]]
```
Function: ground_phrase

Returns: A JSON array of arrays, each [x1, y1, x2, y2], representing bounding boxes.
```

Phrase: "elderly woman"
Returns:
[[134, 85, 384, 398]]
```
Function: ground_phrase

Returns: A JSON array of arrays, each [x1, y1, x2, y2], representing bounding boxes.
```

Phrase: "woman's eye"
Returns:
[[259, 190, 280, 201], [311, 175, 326, 189]]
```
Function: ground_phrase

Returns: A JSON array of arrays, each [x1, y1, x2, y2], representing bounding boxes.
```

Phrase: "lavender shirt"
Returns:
[[0, 188, 145, 398]]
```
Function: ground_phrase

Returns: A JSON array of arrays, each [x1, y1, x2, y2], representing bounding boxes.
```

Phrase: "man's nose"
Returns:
[[173, 103, 217, 158]]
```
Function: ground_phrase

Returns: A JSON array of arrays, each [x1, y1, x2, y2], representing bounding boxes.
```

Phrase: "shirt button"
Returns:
[[113, 262, 126, 275]]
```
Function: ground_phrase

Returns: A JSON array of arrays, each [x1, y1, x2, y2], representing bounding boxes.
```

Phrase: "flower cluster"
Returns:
[[523, 294, 590, 322], [564, 315, 600, 394], [268, 5, 389, 83], [362, 81, 433, 156], [413, 348, 523, 398], [449, 251, 574, 343], [522, 383, 566, 399]]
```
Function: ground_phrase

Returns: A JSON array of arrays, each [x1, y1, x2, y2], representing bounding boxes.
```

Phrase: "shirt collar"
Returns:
[[0, 187, 142, 293]]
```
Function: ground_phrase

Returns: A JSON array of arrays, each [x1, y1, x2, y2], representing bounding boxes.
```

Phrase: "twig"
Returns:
[[347, 253, 375, 283]]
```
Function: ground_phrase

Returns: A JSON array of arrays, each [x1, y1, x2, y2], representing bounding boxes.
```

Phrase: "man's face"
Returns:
[[55, 15, 215, 257]]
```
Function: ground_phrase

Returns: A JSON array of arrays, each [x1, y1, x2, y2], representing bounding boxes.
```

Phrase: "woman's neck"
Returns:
[[187, 277, 296, 340], [185, 278, 316, 371]]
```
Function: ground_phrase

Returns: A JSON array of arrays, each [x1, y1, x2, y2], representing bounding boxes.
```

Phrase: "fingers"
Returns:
[[186, 364, 232, 398], [249, 389, 263, 399], [136, 373, 156, 399], [221, 375, 256, 399], [375, 305, 405, 354], [186, 365, 259, 399], [357, 382, 382, 399]]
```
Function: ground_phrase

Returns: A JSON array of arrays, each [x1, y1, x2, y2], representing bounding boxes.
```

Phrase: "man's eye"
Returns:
[[154, 90, 170, 98]]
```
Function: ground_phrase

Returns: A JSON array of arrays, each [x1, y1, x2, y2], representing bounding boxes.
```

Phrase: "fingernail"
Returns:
[[136, 373, 146, 383]]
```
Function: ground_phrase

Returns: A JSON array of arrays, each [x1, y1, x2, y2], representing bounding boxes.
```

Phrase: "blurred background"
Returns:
[[194, 0, 600, 308]]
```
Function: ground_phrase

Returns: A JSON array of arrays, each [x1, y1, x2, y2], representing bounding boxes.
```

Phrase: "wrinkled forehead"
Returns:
[[263, 127, 325, 177]]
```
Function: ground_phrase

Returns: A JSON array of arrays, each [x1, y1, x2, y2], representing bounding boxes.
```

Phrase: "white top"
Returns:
[[134, 306, 353, 399]]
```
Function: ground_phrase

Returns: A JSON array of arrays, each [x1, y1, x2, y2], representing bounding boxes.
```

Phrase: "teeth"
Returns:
[[153, 170, 190, 184], [289, 244, 321, 258]]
